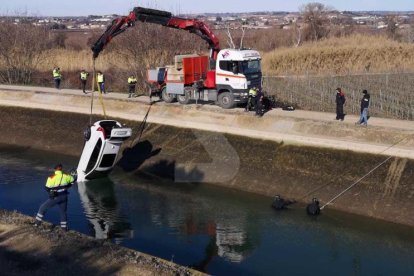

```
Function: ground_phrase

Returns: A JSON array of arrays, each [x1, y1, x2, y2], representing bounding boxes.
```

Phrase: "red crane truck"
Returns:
[[92, 7, 262, 109]]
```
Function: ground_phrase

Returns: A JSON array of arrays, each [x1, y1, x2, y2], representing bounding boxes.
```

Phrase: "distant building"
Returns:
[[91, 18, 112, 23]]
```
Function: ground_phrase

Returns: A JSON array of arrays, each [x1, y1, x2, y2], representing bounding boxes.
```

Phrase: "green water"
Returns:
[[0, 145, 413, 275]]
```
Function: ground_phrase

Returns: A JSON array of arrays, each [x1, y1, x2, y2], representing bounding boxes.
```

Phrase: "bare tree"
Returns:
[[291, 22, 302, 47], [386, 15, 399, 40], [51, 31, 67, 48], [0, 22, 51, 84], [108, 24, 205, 91], [226, 27, 236, 48], [239, 26, 246, 49], [300, 2, 333, 41], [410, 16, 414, 42]]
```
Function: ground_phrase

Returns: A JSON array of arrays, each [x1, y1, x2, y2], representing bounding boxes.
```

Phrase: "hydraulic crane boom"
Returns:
[[91, 7, 220, 60]]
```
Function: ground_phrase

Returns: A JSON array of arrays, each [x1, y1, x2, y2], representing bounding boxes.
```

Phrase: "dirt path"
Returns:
[[0, 84, 413, 159], [0, 209, 203, 276]]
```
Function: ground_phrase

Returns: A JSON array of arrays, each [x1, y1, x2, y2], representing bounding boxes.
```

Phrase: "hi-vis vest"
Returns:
[[128, 76, 137, 84], [97, 74, 104, 83], [46, 170, 74, 189], [53, 69, 61, 79], [80, 72, 88, 80], [249, 88, 257, 97]]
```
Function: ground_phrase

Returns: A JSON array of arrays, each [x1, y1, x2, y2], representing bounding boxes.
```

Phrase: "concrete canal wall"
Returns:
[[0, 86, 413, 227]]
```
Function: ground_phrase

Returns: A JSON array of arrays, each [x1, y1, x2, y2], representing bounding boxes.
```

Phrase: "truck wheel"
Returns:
[[218, 92, 235, 109], [161, 87, 176, 103], [83, 127, 91, 141], [177, 91, 191, 105]]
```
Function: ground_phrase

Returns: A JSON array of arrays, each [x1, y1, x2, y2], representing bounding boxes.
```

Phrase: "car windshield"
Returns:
[[241, 60, 261, 74]]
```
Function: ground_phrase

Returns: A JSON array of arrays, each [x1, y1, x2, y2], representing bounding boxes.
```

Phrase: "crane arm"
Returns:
[[91, 7, 220, 59], [91, 11, 137, 59]]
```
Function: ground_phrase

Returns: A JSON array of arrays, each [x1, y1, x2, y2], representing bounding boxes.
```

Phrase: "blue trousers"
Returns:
[[99, 82, 105, 93], [36, 194, 68, 228], [358, 108, 368, 125]]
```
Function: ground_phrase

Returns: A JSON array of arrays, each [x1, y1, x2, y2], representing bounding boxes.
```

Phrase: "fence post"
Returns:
[[379, 89, 383, 111]]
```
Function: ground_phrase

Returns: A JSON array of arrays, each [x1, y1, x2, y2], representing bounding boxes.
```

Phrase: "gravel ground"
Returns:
[[0, 209, 204, 276]]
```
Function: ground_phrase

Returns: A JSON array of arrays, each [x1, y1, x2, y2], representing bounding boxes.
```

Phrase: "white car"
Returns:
[[77, 120, 132, 181]]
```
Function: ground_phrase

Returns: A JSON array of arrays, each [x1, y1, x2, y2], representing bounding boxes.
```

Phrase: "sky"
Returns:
[[0, 0, 413, 17]]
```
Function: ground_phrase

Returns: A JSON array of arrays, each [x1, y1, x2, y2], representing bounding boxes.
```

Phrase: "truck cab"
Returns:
[[215, 49, 262, 108]]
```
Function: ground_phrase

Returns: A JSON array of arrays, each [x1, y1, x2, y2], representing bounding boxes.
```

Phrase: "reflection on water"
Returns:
[[216, 223, 249, 263], [109, 173, 260, 270], [77, 180, 133, 243], [1, 145, 414, 275]]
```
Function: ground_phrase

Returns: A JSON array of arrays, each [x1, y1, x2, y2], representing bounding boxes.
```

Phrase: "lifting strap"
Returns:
[[89, 58, 96, 125], [96, 74, 107, 119], [129, 102, 153, 148], [320, 155, 394, 210], [89, 57, 107, 124], [302, 135, 411, 210], [297, 135, 411, 203]]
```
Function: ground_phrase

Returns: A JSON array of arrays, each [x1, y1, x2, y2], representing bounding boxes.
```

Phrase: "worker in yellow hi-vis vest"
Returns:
[[34, 164, 77, 231], [80, 69, 89, 94], [245, 87, 257, 112], [52, 67, 62, 89], [128, 75, 137, 98], [97, 71, 105, 94]]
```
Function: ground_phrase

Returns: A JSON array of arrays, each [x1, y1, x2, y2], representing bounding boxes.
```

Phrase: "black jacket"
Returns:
[[336, 92, 345, 105], [361, 93, 370, 111]]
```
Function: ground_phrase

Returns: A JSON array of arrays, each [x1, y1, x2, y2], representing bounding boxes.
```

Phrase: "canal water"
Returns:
[[1, 144, 414, 275]]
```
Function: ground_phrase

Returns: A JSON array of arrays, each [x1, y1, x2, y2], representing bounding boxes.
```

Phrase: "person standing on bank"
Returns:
[[97, 71, 105, 94], [34, 164, 76, 231], [245, 87, 257, 112], [52, 67, 62, 89], [356, 89, 370, 126], [255, 87, 264, 117], [335, 87, 346, 121], [80, 69, 89, 94], [128, 74, 137, 98]]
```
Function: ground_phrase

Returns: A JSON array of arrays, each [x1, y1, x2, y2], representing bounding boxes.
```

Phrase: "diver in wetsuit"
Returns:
[[272, 195, 296, 210], [306, 197, 321, 216]]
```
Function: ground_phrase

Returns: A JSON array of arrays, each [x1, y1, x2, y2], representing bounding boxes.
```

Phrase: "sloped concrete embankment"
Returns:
[[0, 86, 413, 158], [0, 106, 413, 227]]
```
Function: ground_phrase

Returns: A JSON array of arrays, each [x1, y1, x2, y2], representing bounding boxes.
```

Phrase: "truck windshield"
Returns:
[[241, 60, 261, 74]]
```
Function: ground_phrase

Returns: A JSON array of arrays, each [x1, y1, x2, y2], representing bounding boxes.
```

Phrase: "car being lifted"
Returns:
[[77, 120, 132, 182]]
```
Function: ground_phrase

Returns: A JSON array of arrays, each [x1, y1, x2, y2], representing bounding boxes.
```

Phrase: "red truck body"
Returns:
[[182, 56, 208, 85]]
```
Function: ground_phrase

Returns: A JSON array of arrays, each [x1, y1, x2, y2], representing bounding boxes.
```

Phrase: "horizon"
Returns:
[[2, 10, 414, 18], [1, 0, 413, 17]]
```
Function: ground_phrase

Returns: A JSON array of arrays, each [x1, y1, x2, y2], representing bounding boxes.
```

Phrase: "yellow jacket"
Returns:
[[46, 170, 74, 190], [249, 88, 257, 97], [128, 76, 137, 84], [80, 71, 89, 80], [97, 73, 104, 83], [53, 69, 62, 79]]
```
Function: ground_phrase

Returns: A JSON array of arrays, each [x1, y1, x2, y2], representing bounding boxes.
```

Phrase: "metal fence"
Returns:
[[263, 72, 414, 120]]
